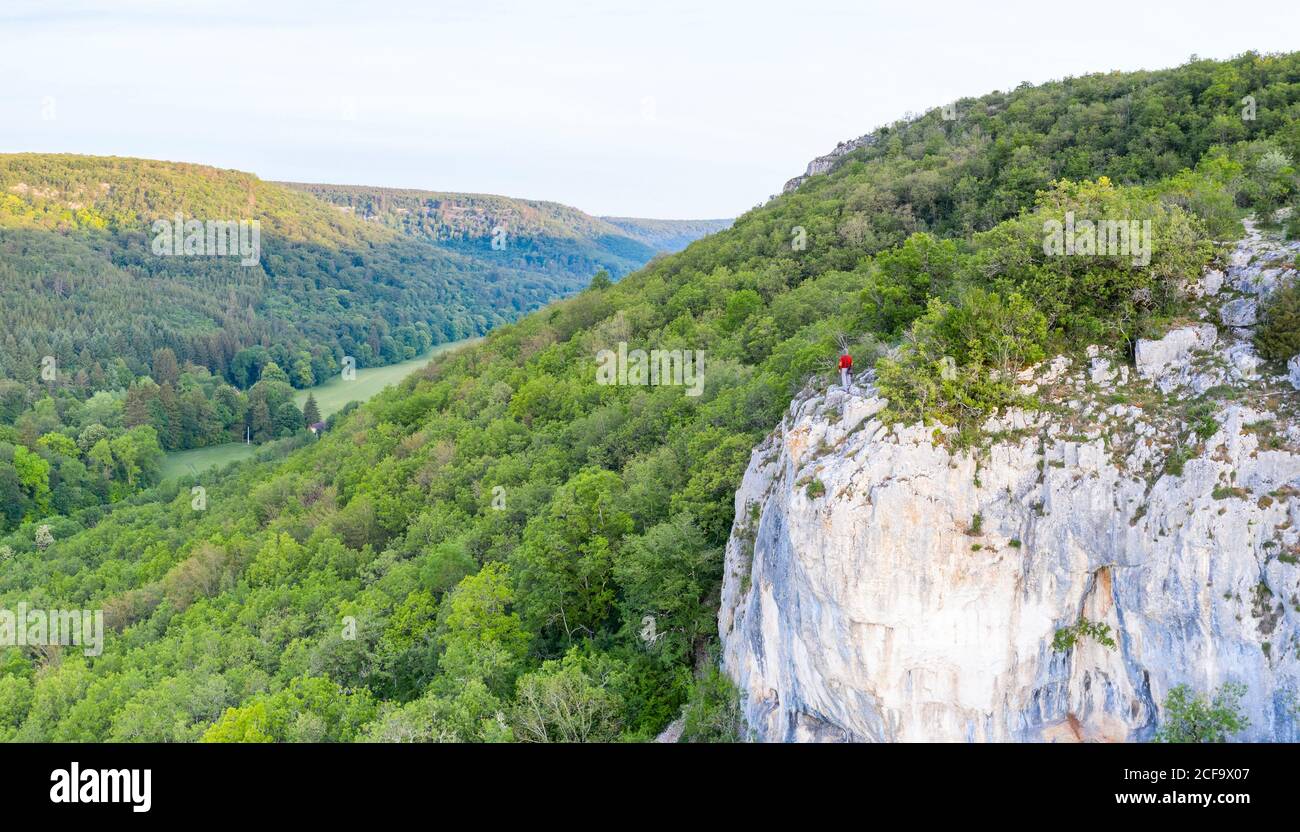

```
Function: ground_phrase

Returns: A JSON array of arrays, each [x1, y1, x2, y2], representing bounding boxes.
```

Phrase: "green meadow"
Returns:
[[293, 338, 480, 420], [161, 337, 479, 479]]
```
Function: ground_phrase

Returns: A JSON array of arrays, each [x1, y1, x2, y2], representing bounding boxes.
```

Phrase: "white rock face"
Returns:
[[781, 134, 880, 194], [1203, 269, 1225, 296], [720, 385, 1300, 742], [720, 228, 1300, 743], [1225, 343, 1261, 381], [1134, 324, 1217, 392], [1289, 356, 1300, 391], [1088, 355, 1116, 386], [1221, 298, 1259, 328], [1225, 218, 1300, 299]]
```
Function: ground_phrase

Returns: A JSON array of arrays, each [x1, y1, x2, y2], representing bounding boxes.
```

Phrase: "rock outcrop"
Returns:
[[1221, 297, 1259, 328], [781, 134, 879, 194], [1134, 323, 1217, 391], [719, 224, 1300, 742]]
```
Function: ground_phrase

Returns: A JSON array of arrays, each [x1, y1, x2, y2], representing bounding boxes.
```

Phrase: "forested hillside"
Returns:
[[0, 155, 604, 392], [0, 157, 718, 535], [2, 53, 1298, 742], [282, 182, 728, 280]]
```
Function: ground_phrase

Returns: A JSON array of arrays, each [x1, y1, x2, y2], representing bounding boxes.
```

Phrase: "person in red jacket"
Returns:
[[838, 350, 852, 388]]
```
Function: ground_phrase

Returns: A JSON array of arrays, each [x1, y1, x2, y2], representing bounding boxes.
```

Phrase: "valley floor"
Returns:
[[161, 336, 479, 480]]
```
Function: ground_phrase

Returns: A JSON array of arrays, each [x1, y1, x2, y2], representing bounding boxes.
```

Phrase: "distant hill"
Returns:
[[600, 216, 732, 251], [282, 182, 729, 279], [0, 155, 720, 392]]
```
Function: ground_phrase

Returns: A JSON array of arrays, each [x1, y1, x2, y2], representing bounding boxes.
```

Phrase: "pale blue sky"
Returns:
[[2, 0, 1298, 218]]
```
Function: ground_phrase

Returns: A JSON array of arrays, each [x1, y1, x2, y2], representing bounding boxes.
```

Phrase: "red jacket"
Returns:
[[838, 353, 852, 370]]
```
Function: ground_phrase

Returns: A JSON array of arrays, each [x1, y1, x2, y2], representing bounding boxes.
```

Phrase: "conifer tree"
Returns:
[[303, 393, 321, 426]]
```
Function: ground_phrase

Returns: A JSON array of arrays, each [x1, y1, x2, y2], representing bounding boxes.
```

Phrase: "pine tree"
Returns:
[[157, 382, 183, 450], [1255, 283, 1300, 361], [151, 347, 180, 386], [302, 393, 321, 426], [249, 397, 273, 443], [123, 383, 153, 428]]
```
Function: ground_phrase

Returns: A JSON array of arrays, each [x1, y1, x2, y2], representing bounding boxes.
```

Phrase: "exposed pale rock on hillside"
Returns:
[[781, 134, 879, 194], [719, 224, 1300, 742]]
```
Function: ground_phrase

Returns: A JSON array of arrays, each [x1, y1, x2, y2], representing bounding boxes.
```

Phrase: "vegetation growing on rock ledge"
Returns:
[[877, 176, 1223, 437], [1052, 617, 1118, 652], [1154, 682, 1251, 743]]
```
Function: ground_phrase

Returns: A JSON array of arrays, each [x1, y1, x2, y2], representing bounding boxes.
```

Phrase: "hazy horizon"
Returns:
[[2, 0, 1299, 218]]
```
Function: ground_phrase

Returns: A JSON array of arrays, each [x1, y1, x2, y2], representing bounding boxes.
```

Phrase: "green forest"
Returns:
[[0, 154, 715, 395], [0, 155, 539, 388], [2, 53, 1299, 742], [0, 156, 713, 535]]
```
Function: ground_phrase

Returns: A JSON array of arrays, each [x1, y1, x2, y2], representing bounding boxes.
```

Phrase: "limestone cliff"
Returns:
[[719, 224, 1300, 741], [781, 134, 879, 195]]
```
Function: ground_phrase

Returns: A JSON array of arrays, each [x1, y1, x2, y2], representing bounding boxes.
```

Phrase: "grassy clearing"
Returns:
[[293, 338, 480, 419], [160, 442, 259, 480], [163, 338, 480, 478]]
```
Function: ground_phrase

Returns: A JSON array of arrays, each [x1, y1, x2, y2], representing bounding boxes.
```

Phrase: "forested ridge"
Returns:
[[282, 182, 730, 283], [2, 53, 1299, 742], [0, 155, 721, 535], [0, 154, 616, 392]]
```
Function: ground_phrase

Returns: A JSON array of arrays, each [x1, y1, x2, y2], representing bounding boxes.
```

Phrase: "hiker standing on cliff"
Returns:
[[839, 350, 852, 388]]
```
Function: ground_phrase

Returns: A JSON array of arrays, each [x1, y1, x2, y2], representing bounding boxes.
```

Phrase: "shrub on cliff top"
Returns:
[[877, 288, 1046, 432]]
